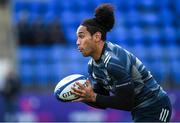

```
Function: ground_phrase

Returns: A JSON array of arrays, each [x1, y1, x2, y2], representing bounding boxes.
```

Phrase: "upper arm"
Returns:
[[105, 54, 134, 96], [106, 55, 132, 84]]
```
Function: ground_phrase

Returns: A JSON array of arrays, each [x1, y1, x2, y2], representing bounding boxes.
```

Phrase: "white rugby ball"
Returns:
[[54, 74, 87, 102]]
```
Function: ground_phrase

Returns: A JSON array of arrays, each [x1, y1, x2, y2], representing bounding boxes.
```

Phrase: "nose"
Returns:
[[76, 39, 80, 46]]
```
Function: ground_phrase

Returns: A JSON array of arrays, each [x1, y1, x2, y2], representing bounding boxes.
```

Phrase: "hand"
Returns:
[[71, 80, 97, 102]]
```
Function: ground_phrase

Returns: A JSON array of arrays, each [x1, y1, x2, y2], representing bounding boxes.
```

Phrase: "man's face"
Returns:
[[76, 25, 96, 57]]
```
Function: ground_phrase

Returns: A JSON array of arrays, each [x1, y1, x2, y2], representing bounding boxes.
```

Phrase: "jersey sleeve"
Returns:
[[95, 54, 135, 111], [85, 59, 109, 109], [107, 55, 133, 88]]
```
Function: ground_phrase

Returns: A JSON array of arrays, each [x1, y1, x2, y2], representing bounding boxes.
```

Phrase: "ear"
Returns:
[[93, 32, 102, 42]]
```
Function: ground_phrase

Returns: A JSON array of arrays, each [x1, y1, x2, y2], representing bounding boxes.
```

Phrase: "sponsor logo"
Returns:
[[62, 91, 73, 98]]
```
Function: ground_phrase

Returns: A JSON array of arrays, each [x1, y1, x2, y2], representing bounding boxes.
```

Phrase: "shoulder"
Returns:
[[103, 51, 114, 68], [104, 41, 132, 69], [106, 41, 131, 59]]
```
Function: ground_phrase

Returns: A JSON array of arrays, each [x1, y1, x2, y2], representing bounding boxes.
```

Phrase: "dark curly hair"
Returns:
[[81, 3, 115, 41]]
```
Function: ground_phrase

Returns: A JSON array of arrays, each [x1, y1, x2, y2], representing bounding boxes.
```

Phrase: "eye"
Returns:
[[79, 35, 85, 39]]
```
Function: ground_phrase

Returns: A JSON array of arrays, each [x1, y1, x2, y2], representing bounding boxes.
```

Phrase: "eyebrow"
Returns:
[[77, 32, 84, 35]]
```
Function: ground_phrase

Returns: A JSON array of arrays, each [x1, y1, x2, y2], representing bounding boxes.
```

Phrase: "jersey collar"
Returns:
[[94, 41, 107, 63]]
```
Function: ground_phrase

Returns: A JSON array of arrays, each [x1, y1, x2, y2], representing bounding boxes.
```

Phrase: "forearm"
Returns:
[[84, 92, 107, 109], [95, 94, 133, 111], [84, 101, 107, 109], [84, 93, 133, 111]]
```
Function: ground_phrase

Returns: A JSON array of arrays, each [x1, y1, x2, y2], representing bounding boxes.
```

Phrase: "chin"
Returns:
[[82, 54, 89, 57], [82, 52, 90, 57]]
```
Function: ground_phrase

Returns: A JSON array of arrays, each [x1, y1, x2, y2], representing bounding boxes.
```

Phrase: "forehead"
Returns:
[[77, 25, 88, 34]]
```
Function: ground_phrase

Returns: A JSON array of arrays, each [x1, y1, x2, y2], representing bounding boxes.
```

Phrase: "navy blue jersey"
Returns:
[[87, 41, 167, 111]]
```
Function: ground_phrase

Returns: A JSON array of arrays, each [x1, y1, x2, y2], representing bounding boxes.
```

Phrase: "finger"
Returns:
[[71, 91, 81, 97], [75, 82, 85, 89], [71, 87, 86, 97], [71, 87, 82, 95]]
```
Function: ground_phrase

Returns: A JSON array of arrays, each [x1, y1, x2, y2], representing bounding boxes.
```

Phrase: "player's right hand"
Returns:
[[71, 80, 97, 102]]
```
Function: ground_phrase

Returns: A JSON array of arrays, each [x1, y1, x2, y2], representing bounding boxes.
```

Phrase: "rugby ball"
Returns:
[[54, 74, 87, 102]]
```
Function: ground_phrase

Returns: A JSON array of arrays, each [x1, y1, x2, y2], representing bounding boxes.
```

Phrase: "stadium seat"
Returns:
[[53, 1, 64, 14], [43, 11, 55, 24], [124, 10, 139, 28], [77, 11, 91, 23], [146, 44, 164, 61], [18, 62, 35, 86], [60, 0, 73, 11], [116, 0, 132, 12], [167, 45, 180, 61], [70, 0, 89, 11], [49, 62, 62, 83], [48, 45, 65, 62], [33, 46, 49, 63], [62, 62, 86, 75], [13, 1, 31, 13], [129, 26, 144, 45], [174, 0, 180, 15], [141, 13, 159, 27], [17, 46, 34, 63], [159, 9, 173, 26], [132, 44, 148, 61], [150, 60, 168, 83], [60, 11, 76, 27], [161, 26, 176, 46], [66, 48, 83, 61], [34, 62, 49, 85], [64, 27, 77, 45], [171, 60, 180, 84], [113, 27, 128, 45]]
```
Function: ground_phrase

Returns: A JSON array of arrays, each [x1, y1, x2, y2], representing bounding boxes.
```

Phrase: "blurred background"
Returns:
[[0, 0, 179, 122]]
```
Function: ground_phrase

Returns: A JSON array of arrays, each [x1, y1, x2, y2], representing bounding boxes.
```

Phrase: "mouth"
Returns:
[[78, 47, 83, 52], [78, 47, 88, 56]]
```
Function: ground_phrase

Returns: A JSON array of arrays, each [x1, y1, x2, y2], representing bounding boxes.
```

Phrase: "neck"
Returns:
[[92, 41, 105, 61]]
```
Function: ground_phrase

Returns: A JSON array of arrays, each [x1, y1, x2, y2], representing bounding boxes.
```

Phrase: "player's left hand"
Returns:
[[71, 80, 97, 102]]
